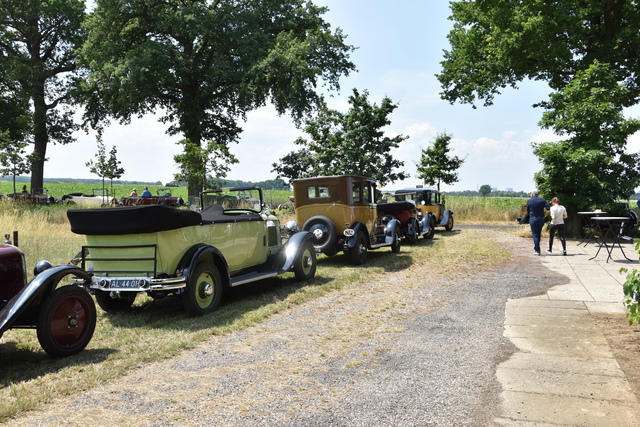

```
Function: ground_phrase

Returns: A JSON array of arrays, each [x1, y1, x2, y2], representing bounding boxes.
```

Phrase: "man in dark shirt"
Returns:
[[526, 189, 548, 255]]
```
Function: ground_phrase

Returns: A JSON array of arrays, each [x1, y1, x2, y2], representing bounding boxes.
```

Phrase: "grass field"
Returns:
[[0, 184, 538, 420]]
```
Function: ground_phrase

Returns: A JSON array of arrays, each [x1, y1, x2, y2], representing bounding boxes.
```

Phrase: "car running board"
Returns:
[[230, 271, 279, 287]]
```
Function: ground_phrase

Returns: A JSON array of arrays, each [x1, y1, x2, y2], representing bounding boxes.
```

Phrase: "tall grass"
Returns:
[[447, 196, 527, 223]]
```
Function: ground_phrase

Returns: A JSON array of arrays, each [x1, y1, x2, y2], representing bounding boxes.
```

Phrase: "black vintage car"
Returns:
[[0, 235, 96, 357]]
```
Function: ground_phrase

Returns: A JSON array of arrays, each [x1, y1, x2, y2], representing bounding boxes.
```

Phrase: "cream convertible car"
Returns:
[[67, 188, 317, 316]]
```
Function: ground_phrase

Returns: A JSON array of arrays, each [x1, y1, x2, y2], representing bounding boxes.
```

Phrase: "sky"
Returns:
[[44, 0, 640, 193]]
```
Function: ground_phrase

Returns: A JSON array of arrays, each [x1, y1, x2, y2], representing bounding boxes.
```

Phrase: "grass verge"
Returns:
[[0, 227, 511, 421]]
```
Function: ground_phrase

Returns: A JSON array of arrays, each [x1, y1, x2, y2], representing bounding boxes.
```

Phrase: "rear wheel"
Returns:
[[183, 262, 223, 316], [349, 231, 368, 265], [293, 241, 317, 281], [445, 216, 454, 231], [36, 286, 96, 357], [391, 225, 401, 253]]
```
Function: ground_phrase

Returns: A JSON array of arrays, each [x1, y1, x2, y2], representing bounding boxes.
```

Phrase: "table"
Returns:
[[577, 211, 608, 246], [588, 217, 633, 262]]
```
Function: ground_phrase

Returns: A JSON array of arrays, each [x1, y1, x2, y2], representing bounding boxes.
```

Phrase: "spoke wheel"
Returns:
[[37, 286, 96, 357], [293, 242, 317, 281], [183, 262, 223, 316]]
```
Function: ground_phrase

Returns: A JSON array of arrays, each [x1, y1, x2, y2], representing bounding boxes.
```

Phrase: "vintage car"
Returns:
[[67, 187, 317, 316], [119, 188, 185, 207], [61, 188, 117, 207], [288, 175, 401, 265], [394, 187, 454, 231], [0, 234, 96, 357], [7, 188, 56, 205], [377, 195, 435, 242]]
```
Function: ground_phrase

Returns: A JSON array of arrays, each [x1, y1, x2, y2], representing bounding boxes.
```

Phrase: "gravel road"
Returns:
[[9, 226, 564, 426]]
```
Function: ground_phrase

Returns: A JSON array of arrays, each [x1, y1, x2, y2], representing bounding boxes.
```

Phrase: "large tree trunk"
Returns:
[[30, 84, 48, 192]]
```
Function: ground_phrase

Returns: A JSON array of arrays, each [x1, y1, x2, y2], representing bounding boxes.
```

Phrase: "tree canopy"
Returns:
[[272, 88, 408, 187], [415, 132, 465, 192], [81, 0, 355, 199], [438, 0, 640, 232], [0, 0, 86, 190], [438, 0, 640, 108]]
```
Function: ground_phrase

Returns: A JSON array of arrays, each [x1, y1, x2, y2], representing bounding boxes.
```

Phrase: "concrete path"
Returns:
[[494, 239, 640, 426]]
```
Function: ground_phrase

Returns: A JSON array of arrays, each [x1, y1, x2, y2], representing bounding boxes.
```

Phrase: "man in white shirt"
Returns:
[[547, 197, 568, 255]]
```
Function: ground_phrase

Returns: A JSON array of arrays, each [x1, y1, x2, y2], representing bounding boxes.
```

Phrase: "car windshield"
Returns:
[[201, 188, 263, 212]]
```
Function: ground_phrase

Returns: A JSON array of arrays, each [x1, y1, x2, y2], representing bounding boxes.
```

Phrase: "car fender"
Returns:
[[384, 218, 401, 244], [274, 231, 315, 273], [438, 209, 454, 226], [345, 222, 368, 249], [0, 265, 91, 337], [176, 244, 231, 289], [418, 212, 433, 233]]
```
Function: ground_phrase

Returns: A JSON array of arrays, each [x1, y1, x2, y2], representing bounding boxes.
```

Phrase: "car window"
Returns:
[[363, 182, 373, 203], [352, 182, 361, 203], [307, 185, 330, 199]]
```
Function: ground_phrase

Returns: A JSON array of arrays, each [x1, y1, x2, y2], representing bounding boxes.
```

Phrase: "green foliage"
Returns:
[[272, 88, 408, 186], [85, 137, 125, 197], [534, 62, 640, 214], [478, 185, 492, 197], [80, 0, 355, 197], [416, 132, 465, 192], [173, 139, 239, 197], [0, 0, 86, 190], [620, 239, 640, 325], [438, 0, 640, 107]]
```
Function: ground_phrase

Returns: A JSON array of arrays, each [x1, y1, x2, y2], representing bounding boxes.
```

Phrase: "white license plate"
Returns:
[[111, 279, 145, 289]]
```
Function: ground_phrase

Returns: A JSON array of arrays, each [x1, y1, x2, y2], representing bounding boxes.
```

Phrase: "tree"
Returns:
[[0, 132, 34, 195], [437, 0, 640, 108], [478, 184, 492, 197], [86, 137, 125, 198], [81, 0, 356, 199], [173, 139, 239, 195], [534, 62, 640, 232], [272, 88, 408, 186], [415, 132, 465, 192], [437, 1, 640, 232], [0, 0, 86, 191]]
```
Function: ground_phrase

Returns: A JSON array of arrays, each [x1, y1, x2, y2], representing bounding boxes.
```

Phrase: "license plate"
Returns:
[[111, 279, 145, 289]]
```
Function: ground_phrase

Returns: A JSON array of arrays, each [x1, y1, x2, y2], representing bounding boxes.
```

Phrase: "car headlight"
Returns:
[[33, 260, 53, 276], [284, 220, 299, 235]]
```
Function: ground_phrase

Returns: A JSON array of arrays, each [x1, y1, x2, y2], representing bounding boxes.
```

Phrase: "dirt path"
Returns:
[[8, 227, 636, 426]]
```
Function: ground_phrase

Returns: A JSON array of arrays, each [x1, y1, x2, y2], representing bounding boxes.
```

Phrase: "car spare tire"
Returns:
[[302, 215, 338, 255]]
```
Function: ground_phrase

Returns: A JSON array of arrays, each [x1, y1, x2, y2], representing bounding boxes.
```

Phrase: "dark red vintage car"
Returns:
[[0, 236, 96, 357], [119, 188, 184, 207], [377, 198, 435, 243], [7, 188, 55, 205]]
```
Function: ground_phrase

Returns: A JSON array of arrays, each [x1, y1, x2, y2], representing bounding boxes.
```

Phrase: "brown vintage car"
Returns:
[[287, 175, 402, 265]]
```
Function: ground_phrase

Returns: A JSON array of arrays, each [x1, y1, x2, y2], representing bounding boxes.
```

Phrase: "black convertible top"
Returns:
[[67, 205, 202, 235]]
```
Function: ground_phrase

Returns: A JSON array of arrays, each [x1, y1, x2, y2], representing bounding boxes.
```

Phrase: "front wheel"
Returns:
[[293, 241, 317, 281], [391, 225, 401, 253], [183, 262, 223, 316], [445, 216, 454, 231], [407, 219, 419, 244], [36, 286, 97, 357], [424, 218, 435, 239], [349, 230, 368, 265]]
